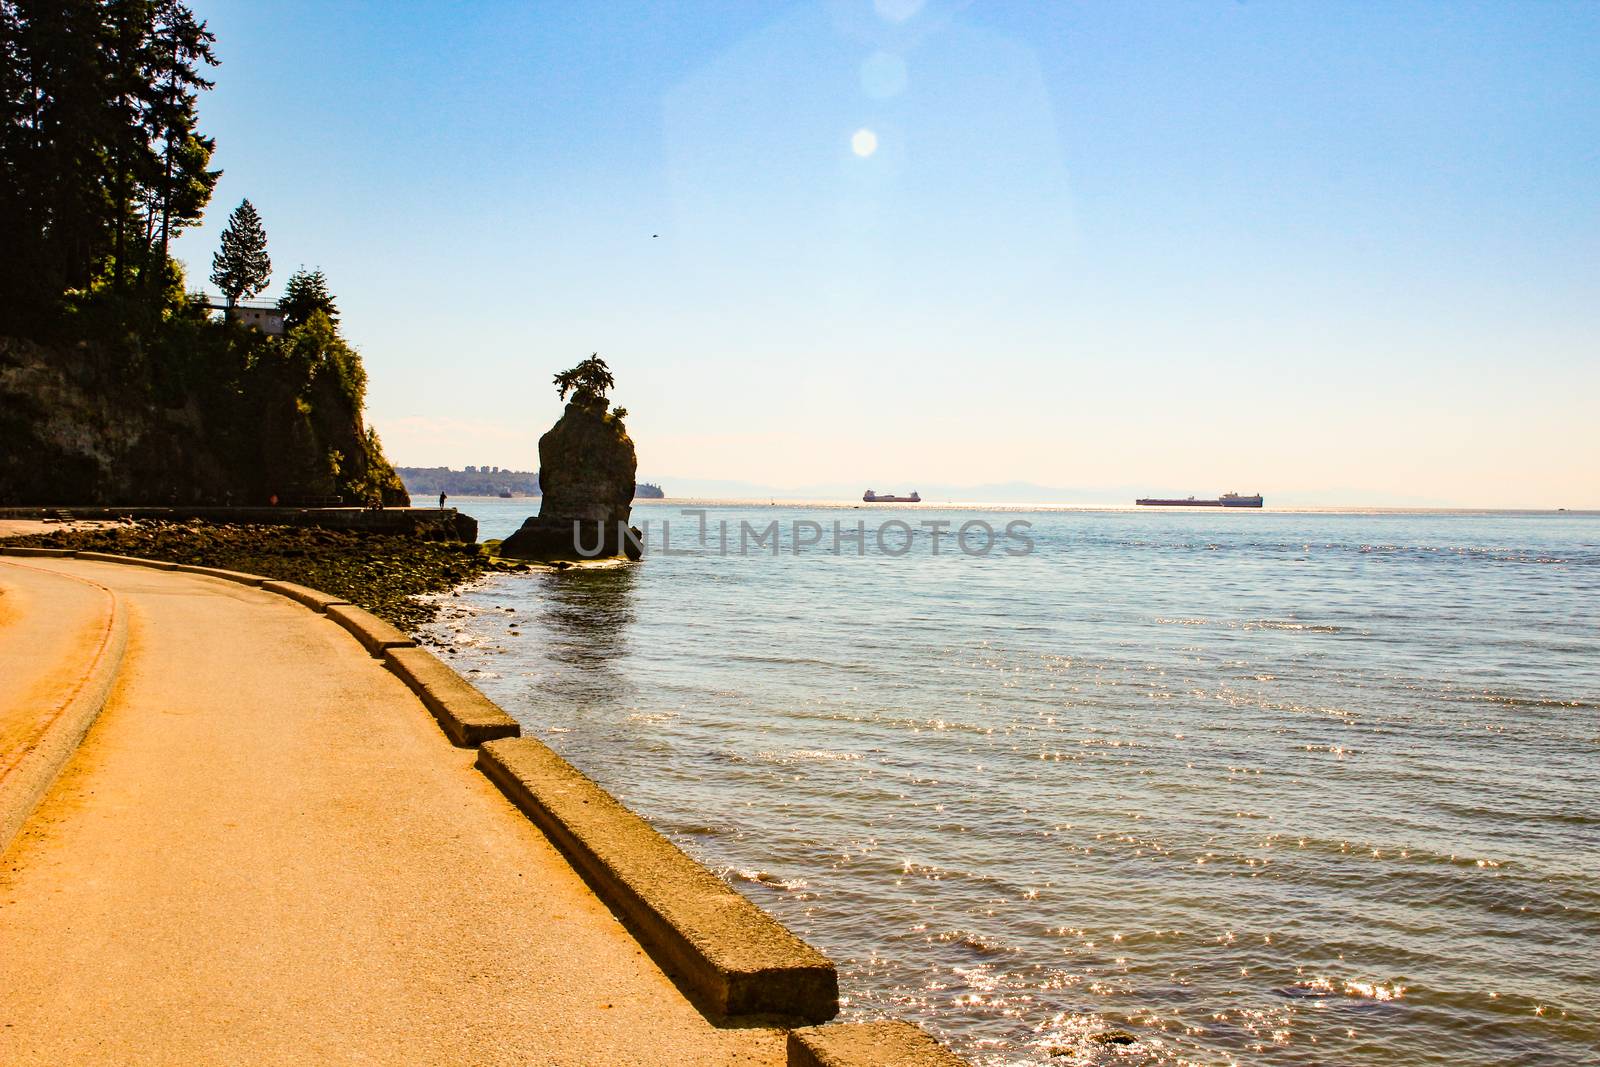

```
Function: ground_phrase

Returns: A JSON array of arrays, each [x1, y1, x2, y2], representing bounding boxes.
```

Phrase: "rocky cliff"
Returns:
[[536, 393, 637, 523], [499, 392, 642, 561], [0, 321, 407, 507]]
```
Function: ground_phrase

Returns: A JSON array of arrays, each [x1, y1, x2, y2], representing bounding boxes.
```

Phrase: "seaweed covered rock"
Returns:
[[499, 356, 643, 562]]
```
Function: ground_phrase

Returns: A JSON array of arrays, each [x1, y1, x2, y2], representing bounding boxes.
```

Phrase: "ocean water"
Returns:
[[430, 501, 1599, 1066]]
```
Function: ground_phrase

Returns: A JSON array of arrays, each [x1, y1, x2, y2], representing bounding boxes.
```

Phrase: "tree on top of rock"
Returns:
[[553, 354, 616, 408], [209, 198, 271, 306], [278, 267, 339, 331]]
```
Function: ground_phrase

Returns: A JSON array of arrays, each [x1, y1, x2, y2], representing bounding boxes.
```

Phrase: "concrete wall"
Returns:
[[0, 506, 476, 542]]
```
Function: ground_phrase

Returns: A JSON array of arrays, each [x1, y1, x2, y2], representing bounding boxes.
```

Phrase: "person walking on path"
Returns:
[[439, 491, 447, 510]]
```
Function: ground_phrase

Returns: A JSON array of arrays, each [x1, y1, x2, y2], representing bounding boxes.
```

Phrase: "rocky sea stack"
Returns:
[[499, 356, 643, 562]]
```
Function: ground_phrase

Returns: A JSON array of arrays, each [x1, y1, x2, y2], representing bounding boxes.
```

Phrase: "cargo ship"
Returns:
[[863, 489, 921, 503], [1136, 492, 1263, 508]]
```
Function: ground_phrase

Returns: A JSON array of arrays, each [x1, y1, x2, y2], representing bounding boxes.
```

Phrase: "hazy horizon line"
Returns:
[[413, 472, 1595, 513]]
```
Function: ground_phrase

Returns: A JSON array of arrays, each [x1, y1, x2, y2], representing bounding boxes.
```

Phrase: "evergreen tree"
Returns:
[[278, 267, 339, 331], [553, 354, 615, 405], [209, 198, 270, 306], [0, 0, 218, 320], [103, 0, 160, 292], [143, 0, 218, 269], [0, 0, 113, 302]]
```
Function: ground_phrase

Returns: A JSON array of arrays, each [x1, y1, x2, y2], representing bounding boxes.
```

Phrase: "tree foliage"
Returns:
[[278, 267, 338, 331], [145, 0, 219, 260], [0, 5, 408, 509], [553, 354, 615, 405], [209, 198, 270, 305], [0, 0, 220, 321]]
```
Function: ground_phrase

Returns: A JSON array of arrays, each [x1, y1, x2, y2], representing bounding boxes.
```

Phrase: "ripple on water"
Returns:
[[428, 507, 1600, 1066]]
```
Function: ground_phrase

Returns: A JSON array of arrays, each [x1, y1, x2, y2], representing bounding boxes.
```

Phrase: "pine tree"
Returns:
[[103, 0, 161, 292], [0, 0, 113, 300], [0, 0, 218, 317], [278, 267, 339, 331], [553, 354, 615, 405], [209, 198, 270, 306], [144, 0, 219, 268]]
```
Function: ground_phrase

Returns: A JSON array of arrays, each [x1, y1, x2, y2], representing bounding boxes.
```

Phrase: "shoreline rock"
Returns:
[[499, 381, 644, 563], [498, 517, 644, 562]]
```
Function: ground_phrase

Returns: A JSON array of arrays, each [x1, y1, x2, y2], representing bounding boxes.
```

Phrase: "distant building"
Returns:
[[195, 293, 286, 336]]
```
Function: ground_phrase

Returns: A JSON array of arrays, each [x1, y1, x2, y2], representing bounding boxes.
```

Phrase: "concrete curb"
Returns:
[[259, 579, 350, 613], [787, 1022, 968, 1066], [74, 551, 176, 570], [0, 546, 76, 557], [0, 571, 129, 856], [477, 736, 839, 1024], [384, 647, 520, 747], [324, 603, 417, 658], [169, 563, 265, 587]]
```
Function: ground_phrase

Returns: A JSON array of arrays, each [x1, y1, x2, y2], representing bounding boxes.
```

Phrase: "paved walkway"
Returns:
[[0, 557, 784, 1066], [0, 519, 119, 538], [0, 559, 117, 770]]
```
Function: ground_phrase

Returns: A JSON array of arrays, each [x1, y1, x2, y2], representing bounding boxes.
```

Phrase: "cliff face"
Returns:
[[0, 336, 199, 502], [0, 329, 407, 507]]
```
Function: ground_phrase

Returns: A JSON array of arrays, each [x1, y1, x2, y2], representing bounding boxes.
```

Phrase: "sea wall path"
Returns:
[[0, 554, 796, 1065]]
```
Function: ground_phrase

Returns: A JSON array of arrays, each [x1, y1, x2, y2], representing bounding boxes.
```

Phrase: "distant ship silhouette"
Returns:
[[1136, 492, 1263, 508]]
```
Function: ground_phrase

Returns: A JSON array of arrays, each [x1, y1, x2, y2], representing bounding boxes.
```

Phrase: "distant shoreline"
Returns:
[[446, 496, 1598, 517]]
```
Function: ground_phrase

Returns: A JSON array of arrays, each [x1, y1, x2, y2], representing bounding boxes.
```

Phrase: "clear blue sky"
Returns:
[[172, 1, 1600, 506]]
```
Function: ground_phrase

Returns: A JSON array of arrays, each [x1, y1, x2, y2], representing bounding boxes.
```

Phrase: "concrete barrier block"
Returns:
[[324, 602, 416, 657], [0, 578, 128, 855], [170, 564, 266, 587], [477, 737, 838, 1023], [384, 647, 520, 746], [73, 551, 176, 569], [0, 546, 76, 557], [787, 1022, 968, 1067], [260, 579, 350, 613]]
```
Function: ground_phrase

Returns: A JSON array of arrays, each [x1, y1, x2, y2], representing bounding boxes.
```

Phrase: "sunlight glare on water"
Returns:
[[431, 502, 1600, 1066]]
